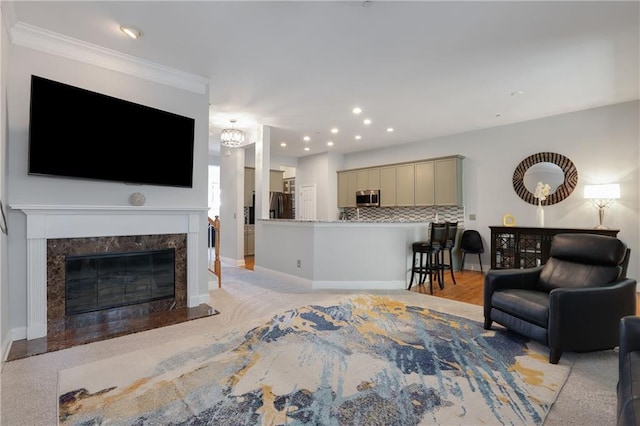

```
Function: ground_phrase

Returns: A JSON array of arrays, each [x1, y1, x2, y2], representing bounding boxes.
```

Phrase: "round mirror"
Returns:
[[513, 152, 577, 205], [523, 162, 565, 195]]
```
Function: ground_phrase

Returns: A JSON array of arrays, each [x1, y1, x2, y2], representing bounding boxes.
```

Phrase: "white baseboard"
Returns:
[[1, 331, 12, 363], [189, 292, 211, 307], [220, 256, 245, 267], [252, 266, 406, 291], [10, 326, 26, 342], [253, 266, 313, 287], [312, 280, 406, 290]]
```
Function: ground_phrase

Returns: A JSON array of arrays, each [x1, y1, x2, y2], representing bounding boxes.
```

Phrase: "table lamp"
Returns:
[[584, 183, 620, 229]]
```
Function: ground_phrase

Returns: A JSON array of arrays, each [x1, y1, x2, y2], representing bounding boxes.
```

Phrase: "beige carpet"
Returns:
[[1, 266, 619, 425]]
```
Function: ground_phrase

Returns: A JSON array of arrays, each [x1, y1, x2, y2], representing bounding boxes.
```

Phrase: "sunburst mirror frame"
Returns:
[[512, 152, 578, 206]]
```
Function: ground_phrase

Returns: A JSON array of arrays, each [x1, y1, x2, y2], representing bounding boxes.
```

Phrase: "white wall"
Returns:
[[296, 152, 345, 221], [0, 5, 9, 363], [343, 101, 640, 278], [6, 44, 211, 335], [244, 143, 298, 170]]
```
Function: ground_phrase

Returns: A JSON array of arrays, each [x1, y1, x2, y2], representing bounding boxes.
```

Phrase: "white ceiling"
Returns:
[[8, 1, 640, 158]]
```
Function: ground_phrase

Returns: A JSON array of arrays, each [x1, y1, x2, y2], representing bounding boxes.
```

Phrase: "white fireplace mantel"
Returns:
[[11, 204, 208, 340]]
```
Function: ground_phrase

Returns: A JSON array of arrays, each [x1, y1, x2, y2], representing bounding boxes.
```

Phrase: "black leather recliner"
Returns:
[[484, 233, 636, 364], [618, 315, 640, 426]]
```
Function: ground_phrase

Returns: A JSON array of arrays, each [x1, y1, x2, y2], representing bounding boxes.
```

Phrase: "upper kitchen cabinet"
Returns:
[[338, 155, 463, 207], [435, 157, 463, 206], [357, 168, 380, 190], [245, 168, 287, 206], [379, 166, 397, 207], [380, 164, 414, 207], [337, 170, 358, 207], [414, 161, 435, 206], [270, 170, 284, 192], [396, 163, 415, 206]]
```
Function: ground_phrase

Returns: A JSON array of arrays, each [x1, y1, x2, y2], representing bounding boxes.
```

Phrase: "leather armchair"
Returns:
[[618, 315, 640, 426], [484, 233, 636, 364]]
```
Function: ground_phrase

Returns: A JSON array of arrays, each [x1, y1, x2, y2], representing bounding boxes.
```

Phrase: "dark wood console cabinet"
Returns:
[[489, 226, 619, 269]]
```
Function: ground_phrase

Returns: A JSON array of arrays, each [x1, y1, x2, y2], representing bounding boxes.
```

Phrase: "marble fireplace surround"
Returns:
[[12, 205, 206, 340]]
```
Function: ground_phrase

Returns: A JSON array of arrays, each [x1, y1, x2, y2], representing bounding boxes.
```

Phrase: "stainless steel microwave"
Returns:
[[356, 190, 380, 207]]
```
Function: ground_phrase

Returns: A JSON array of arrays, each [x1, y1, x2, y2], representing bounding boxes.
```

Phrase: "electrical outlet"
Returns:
[[297, 259, 301, 268], [469, 213, 476, 221]]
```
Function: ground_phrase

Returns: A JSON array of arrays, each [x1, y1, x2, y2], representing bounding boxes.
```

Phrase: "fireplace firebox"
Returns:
[[65, 248, 175, 315]]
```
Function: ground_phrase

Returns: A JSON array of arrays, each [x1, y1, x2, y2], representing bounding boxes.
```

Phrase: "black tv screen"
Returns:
[[28, 75, 195, 188]]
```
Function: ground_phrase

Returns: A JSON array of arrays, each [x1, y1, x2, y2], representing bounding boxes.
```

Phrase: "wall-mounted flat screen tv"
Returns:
[[28, 75, 195, 188]]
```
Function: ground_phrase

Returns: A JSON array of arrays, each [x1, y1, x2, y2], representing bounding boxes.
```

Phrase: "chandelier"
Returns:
[[220, 119, 245, 148]]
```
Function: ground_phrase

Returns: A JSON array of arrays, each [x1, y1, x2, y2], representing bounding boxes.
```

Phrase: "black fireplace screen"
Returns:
[[65, 248, 175, 315]]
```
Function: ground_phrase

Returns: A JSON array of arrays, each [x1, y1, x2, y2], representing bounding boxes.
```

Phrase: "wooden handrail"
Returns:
[[208, 215, 221, 287]]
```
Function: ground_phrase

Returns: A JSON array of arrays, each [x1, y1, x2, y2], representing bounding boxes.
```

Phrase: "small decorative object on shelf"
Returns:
[[534, 182, 550, 227], [502, 213, 516, 227], [129, 192, 146, 206]]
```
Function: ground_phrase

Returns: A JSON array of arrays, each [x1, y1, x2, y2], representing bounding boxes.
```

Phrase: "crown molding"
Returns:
[[10, 22, 209, 95], [1, 3, 17, 40]]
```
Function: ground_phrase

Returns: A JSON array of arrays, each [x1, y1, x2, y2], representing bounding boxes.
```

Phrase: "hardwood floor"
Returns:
[[409, 270, 485, 306], [245, 255, 255, 271]]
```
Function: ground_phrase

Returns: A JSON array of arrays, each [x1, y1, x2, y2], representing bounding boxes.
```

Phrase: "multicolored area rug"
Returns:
[[58, 295, 570, 425]]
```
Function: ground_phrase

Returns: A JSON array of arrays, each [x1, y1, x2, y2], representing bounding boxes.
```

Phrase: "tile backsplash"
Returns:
[[246, 205, 464, 226], [343, 205, 464, 225]]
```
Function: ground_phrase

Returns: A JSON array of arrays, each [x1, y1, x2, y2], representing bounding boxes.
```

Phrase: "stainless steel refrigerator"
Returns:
[[269, 192, 294, 219]]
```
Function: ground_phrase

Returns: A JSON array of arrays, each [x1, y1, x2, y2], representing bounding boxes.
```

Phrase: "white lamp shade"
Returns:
[[584, 183, 620, 199]]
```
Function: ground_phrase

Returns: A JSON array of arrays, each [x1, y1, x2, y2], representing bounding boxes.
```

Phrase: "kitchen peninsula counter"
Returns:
[[254, 219, 429, 289]]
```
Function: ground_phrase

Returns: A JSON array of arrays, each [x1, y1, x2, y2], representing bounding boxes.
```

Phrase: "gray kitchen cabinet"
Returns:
[[337, 170, 358, 207], [414, 161, 435, 206], [245, 168, 286, 206], [357, 168, 380, 190], [380, 163, 414, 207], [338, 155, 463, 208], [396, 163, 415, 206], [435, 157, 463, 206], [270, 170, 284, 192], [379, 166, 397, 206]]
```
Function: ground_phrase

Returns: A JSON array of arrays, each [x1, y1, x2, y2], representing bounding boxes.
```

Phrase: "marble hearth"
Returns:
[[12, 205, 207, 340]]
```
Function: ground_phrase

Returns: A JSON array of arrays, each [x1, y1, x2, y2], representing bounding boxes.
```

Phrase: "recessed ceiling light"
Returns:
[[327, 141, 334, 146], [303, 136, 310, 141], [304, 147, 310, 151], [363, 119, 372, 125], [280, 142, 287, 147], [386, 127, 394, 132], [119, 25, 142, 39], [355, 135, 362, 140], [331, 128, 339, 134], [510, 90, 524, 96], [352, 107, 362, 114]]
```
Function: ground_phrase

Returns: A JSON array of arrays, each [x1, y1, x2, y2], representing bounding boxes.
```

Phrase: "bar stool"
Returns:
[[408, 222, 447, 293], [439, 221, 458, 286]]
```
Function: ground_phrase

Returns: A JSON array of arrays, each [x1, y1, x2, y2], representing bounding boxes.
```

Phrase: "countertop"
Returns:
[[258, 219, 429, 225]]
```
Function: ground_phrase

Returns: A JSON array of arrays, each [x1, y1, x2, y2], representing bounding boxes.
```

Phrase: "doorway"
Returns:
[[298, 184, 316, 220]]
